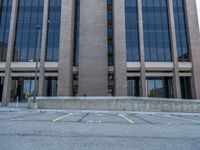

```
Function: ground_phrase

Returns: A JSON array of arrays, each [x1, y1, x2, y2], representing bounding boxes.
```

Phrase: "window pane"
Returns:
[[13, 0, 44, 62], [142, 0, 172, 62], [0, 0, 12, 61], [125, 0, 140, 62], [173, 0, 190, 62], [46, 0, 61, 62]]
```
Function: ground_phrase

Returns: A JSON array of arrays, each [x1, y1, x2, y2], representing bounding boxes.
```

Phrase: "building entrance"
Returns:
[[11, 78, 37, 102]]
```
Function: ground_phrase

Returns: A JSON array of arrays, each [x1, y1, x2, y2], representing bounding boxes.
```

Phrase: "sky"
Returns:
[[197, 0, 200, 29]]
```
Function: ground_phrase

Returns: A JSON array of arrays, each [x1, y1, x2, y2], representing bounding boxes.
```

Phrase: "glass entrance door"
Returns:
[[147, 77, 173, 98], [11, 78, 36, 102], [127, 77, 140, 96]]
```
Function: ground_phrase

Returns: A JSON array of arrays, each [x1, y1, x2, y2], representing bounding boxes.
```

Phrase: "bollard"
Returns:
[[16, 96, 19, 108]]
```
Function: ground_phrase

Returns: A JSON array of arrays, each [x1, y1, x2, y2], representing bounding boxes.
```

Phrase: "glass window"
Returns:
[[108, 73, 114, 96], [125, 0, 140, 62], [46, 0, 61, 62], [13, 0, 44, 62], [180, 77, 192, 99], [127, 77, 140, 96], [173, 0, 190, 62], [73, 74, 78, 96], [10, 77, 37, 102], [147, 77, 173, 98], [73, 0, 80, 66], [0, 77, 4, 102], [107, 0, 114, 66], [44, 77, 57, 96], [142, 0, 172, 62], [0, 0, 12, 62]]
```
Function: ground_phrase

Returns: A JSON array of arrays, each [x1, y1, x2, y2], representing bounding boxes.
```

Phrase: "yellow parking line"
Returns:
[[118, 114, 134, 124], [52, 113, 74, 122]]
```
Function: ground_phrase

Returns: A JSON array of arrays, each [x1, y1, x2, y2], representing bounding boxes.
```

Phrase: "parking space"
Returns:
[[128, 114, 200, 125], [0, 110, 200, 150], [0, 110, 200, 125], [173, 115, 200, 122]]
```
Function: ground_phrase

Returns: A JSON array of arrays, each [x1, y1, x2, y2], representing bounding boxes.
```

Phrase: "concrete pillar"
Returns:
[[167, 0, 181, 98], [184, 0, 200, 99], [138, 0, 147, 97], [2, 0, 18, 105], [78, 0, 108, 96], [38, 0, 49, 96], [57, 0, 75, 96], [113, 0, 127, 96]]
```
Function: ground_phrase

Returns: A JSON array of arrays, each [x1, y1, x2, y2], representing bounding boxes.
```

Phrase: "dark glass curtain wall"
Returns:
[[11, 77, 37, 102], [44, 77, 57, 96], [125, 0, 140, 62], [142, 0, 172, 62], [0, 0, 12, 61], [107, 0, 114, 66], [173, 0, 190, 62], [127, 77, 140, 96], [46, 0, 61, 62], [180, 77, 192, 99], [13, 0, 44, 62], [73, 0, 80, 66], [147, 77, 173, 98]]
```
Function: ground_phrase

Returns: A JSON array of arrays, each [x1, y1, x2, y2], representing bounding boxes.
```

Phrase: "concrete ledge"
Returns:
[[28, 97, 200, 113]]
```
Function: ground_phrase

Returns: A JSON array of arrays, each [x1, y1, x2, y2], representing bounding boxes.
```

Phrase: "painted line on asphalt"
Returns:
[[52, 113, 74, 122], [9, 112, 45, 120], [118, 114, 134, 124], [10, 118, 23, 121], [164, 115, 200, 124]]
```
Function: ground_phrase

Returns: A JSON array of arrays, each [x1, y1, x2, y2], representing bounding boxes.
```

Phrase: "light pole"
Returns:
[[33, 25, 41, 103]]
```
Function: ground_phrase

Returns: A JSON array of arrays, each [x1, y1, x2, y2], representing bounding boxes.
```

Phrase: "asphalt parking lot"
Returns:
[[0, 109, 200, 150]]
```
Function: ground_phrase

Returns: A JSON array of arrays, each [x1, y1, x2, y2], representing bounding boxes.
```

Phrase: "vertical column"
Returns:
[[2, 0, 18, 105], [113, 0, 127, 96], [38, 0, 49, 96], [167, 0, 181, 98], [78, 0, 108, 96], [57, 0, 74, 96], [138, 0, 147, 97], [184, 0, 200, 99]]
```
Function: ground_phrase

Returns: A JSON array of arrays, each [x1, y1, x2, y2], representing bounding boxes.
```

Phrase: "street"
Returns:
[[0, 110, 200, 150]]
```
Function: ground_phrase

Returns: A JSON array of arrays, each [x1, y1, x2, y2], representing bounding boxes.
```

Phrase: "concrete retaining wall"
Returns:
[[29, 97, 200, 113]]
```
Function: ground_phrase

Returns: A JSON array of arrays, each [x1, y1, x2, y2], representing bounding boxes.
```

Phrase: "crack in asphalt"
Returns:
[[0, 132, 200, 140]]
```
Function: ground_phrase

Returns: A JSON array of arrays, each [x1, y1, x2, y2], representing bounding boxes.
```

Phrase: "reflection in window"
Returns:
[[147, 77, 173, 98], [46, 0, 61, 62], [142, 0, 172, 62], [125, 0, 140, 62], [127, 77, 140, 96], [0, 0, 12, 61], [11, 78, 37, 102], [73, 0, 80, 66], [44, 77, 57, 96], [173, 0, 190, 62], [13, 0, 44, 62]]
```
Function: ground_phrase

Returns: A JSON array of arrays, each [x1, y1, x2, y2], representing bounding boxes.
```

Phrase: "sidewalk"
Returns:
[[0, 106, 20, 112], [0, 102, 28, 112]]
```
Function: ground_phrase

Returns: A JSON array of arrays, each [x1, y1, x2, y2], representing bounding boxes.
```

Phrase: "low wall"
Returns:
[[29, 97, 200, 113]]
